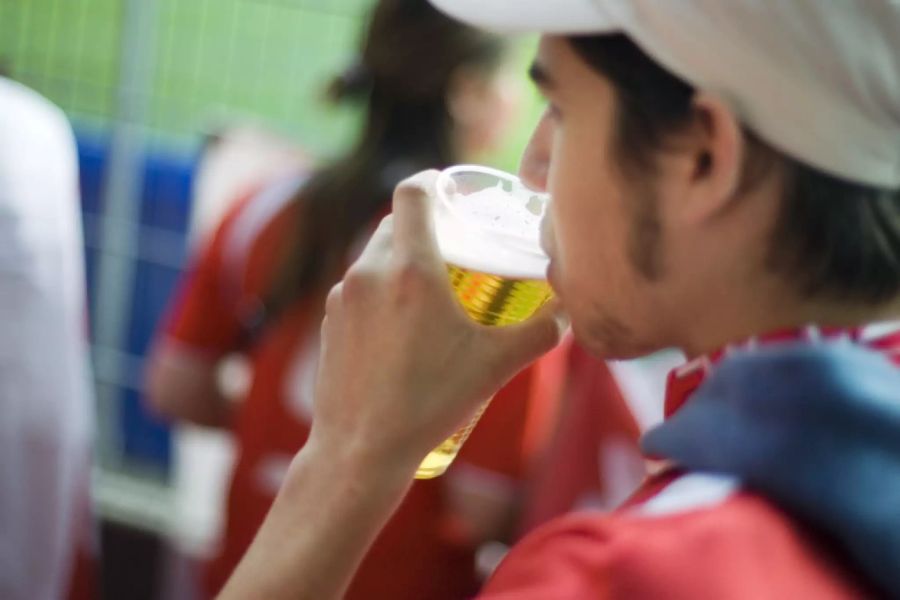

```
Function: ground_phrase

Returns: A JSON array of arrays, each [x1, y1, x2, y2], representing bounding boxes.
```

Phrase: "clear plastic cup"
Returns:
[[415, 165, 553, 479]]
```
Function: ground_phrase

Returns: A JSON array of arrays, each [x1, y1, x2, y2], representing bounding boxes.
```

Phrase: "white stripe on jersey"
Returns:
[[221, 174, 306, 288], [638, 473, 740, 517]]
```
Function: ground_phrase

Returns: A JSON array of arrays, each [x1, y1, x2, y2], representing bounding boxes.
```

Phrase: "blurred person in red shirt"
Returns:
[[146, 1, 569, 598], [517, 343, 645, 537]]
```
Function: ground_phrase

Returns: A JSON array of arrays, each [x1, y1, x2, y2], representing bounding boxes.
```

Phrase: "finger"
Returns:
[[485, 299, 570, 373], [324, 281, 344, 317], [352, 215, 394, 272], [392, 170, 442, 264]]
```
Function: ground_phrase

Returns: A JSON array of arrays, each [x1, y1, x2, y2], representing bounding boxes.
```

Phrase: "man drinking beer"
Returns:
[[220, 0, 900, 597]]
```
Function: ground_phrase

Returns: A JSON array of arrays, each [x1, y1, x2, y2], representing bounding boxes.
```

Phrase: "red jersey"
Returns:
[[161, 176, 569, 599], [480, 324, 900, 598], [518, 343, 644, 535]]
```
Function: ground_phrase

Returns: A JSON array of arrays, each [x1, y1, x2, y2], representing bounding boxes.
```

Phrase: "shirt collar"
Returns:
[[664, 321, 900, 419]]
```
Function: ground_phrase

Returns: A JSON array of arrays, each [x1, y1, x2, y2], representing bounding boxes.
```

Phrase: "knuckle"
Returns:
[[371, 215, 394, 240], [530, 318, 563, 357], [540, 318, 563, 348], [391, 257, 433, 291], [324, 282, 344, 314], [387, 264, 428, 306], [390, 258, 452, 312], [394, 171, 439, 201], [517, 316, 561, 355], [377, 214, 395, 230], [342, 265, 379, 299]]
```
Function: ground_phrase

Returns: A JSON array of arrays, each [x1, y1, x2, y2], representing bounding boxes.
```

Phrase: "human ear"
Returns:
[[679, 93, 744, 223]]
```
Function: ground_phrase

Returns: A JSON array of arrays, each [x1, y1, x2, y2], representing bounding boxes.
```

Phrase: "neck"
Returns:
[[676, 287, 900, 359]]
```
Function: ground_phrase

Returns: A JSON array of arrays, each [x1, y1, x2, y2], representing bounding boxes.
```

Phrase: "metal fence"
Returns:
[[0, 0, 371, 485]]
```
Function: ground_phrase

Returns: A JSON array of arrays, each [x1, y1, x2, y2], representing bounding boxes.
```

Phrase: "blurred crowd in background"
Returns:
[[0, 1, 681, 598]]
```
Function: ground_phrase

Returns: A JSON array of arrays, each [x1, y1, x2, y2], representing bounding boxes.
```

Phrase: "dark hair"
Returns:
[[266, 0, 503, 318], [568, 34, 900, 304]]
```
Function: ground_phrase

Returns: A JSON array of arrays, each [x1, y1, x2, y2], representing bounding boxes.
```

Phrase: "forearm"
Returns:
[[219, 438, 416, 600]]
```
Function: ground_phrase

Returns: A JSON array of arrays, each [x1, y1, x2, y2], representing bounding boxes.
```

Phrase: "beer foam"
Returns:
[[434, 182, 550, 280]]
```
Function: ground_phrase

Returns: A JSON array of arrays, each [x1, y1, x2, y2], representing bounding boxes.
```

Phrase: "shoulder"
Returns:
[[483, 474, 863, 599], [0, 77, 72, 139], [0, 77, 74, 170], [167, 175, 306, 341], [0, 78, 77, 212], [195, 174, 306, 285], [214, 174, 305, 256]]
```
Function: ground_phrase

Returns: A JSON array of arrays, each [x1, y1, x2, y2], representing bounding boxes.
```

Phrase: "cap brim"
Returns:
[[429, 0, 620, 35]]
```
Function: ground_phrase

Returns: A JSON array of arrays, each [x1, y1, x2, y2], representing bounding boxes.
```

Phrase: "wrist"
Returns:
[[222, 427, 418, 600], [292, 431, 418, 498]]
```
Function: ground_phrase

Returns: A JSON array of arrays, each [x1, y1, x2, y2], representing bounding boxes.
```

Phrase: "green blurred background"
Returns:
[[0, 0, 538, 167], [0, 5, 544, 591], [0, 0, 543, 480]]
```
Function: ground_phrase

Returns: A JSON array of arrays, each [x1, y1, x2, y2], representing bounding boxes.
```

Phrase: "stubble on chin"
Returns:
[[578, 312, 657, 360]]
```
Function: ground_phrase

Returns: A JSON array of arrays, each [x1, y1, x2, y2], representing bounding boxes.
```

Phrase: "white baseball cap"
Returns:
[[430, 0, 900, 189]]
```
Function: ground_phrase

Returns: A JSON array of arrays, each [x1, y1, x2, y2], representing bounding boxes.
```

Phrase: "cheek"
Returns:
[[550, 147, 624, 270], [549, 144, 635, 309], [540, 99, 638, 305]]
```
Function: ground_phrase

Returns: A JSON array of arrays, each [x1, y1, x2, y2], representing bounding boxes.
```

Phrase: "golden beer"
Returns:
[[415, 264, 553, 478], [415, 164, 552, 480]]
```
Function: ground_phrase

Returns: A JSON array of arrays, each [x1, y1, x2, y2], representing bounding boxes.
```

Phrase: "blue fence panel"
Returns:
[[76, 132, 198, 473]]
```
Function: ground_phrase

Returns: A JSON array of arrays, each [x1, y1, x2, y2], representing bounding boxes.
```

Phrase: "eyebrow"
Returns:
[[528, 61, 555, 90]]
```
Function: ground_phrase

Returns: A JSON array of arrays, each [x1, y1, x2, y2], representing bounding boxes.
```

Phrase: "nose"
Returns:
[[518, 112, 552, 193]]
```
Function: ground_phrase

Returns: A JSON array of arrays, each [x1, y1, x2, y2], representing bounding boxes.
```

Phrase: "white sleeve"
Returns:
[[0, 77, 94, 600]]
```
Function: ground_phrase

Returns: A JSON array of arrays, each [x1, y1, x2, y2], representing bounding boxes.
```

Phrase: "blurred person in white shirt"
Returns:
[[0, 75, 95, 600]]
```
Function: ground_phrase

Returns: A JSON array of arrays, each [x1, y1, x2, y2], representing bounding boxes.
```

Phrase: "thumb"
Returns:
[[485, 299, 569, 375]]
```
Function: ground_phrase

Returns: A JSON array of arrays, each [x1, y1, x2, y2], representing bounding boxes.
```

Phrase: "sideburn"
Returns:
[[626, 183, 664, 281]]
